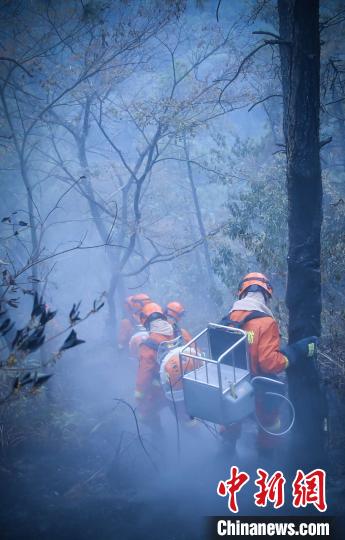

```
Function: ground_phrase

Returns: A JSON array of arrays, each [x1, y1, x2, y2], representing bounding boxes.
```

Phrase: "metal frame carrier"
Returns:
[[179, 323, 255, 425]]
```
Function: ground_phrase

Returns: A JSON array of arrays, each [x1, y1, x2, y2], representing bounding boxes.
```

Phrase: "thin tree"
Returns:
[[183, 135, 217, 292]]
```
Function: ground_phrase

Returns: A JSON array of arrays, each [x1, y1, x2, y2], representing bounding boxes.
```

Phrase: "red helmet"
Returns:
[[238, 272, 273, 299], [139, 302, 164, 327], [165, 301, 185, 321]]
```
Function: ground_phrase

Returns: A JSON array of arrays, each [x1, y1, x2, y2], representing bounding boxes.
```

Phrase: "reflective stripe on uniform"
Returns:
[[307, 343, 315, 357], [247, 330, 255, 344]]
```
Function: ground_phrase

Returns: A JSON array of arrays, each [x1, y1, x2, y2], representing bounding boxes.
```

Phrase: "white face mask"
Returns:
[[149, 318, 174, 336], [232, 291, 275, 318], [245, 290, 268, 304]]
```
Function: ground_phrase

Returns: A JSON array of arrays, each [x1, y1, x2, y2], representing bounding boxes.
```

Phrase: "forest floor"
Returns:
[[0, 342, 344, 540]]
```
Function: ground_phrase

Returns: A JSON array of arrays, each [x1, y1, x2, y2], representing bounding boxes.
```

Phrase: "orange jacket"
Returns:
[[181, 327, 192, 344], [117, 318, 135, 348], [228, 310, 288, 375], [170, 320, 192, 344], [136, 332, 174, 397]]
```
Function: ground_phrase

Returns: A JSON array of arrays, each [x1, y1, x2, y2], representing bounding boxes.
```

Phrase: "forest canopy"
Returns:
[[0, 1, 345, 537]]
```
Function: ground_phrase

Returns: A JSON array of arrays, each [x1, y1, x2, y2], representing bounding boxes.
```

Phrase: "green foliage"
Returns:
[[214, 136, 345, 344], [213, 139, 287, 293]]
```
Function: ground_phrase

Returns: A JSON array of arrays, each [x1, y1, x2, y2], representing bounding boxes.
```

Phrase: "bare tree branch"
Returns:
[[248, 93, 282, 112]]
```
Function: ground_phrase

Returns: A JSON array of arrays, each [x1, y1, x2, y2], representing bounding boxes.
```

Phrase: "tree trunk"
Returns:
[[334, 98, 345, 171], [186, 211, 205, 282], [278, 0, 327, 470], [183, 135, 217, 292]]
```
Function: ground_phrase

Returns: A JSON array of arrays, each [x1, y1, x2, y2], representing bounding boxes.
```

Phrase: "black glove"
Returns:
[[281, 336, 318, 367]]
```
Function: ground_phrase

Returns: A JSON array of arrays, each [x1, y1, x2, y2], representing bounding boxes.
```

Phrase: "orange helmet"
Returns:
[[162, 348, 202, 391], [131, 293, 151, 311], [238, 272, 273, 299], [164, 353, 191, 390], [165, 301, 185, 320], [125, 293, 150, 313], [139, 302, 165, 327]]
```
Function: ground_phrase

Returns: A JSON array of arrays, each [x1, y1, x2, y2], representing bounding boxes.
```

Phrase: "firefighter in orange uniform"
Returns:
[[135, 302, 175, 430], [220, 273, 288, 455], [164, 301, 192, 344], [117, 294, 151, 350], [221, 272, 317, 456]]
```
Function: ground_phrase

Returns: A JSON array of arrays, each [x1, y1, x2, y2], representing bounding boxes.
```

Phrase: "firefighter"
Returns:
[[221, 272, 317, 456], [117, 293, 151, 350], [159, 343, 201, 429], [164, 301, 192, 344], [135, 302, 175, 430]]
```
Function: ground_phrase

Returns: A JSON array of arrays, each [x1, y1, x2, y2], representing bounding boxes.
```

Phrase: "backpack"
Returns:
[[208, 310, 271, 367], [141, 335, 182, 365], [219, 310, 271, 329]]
